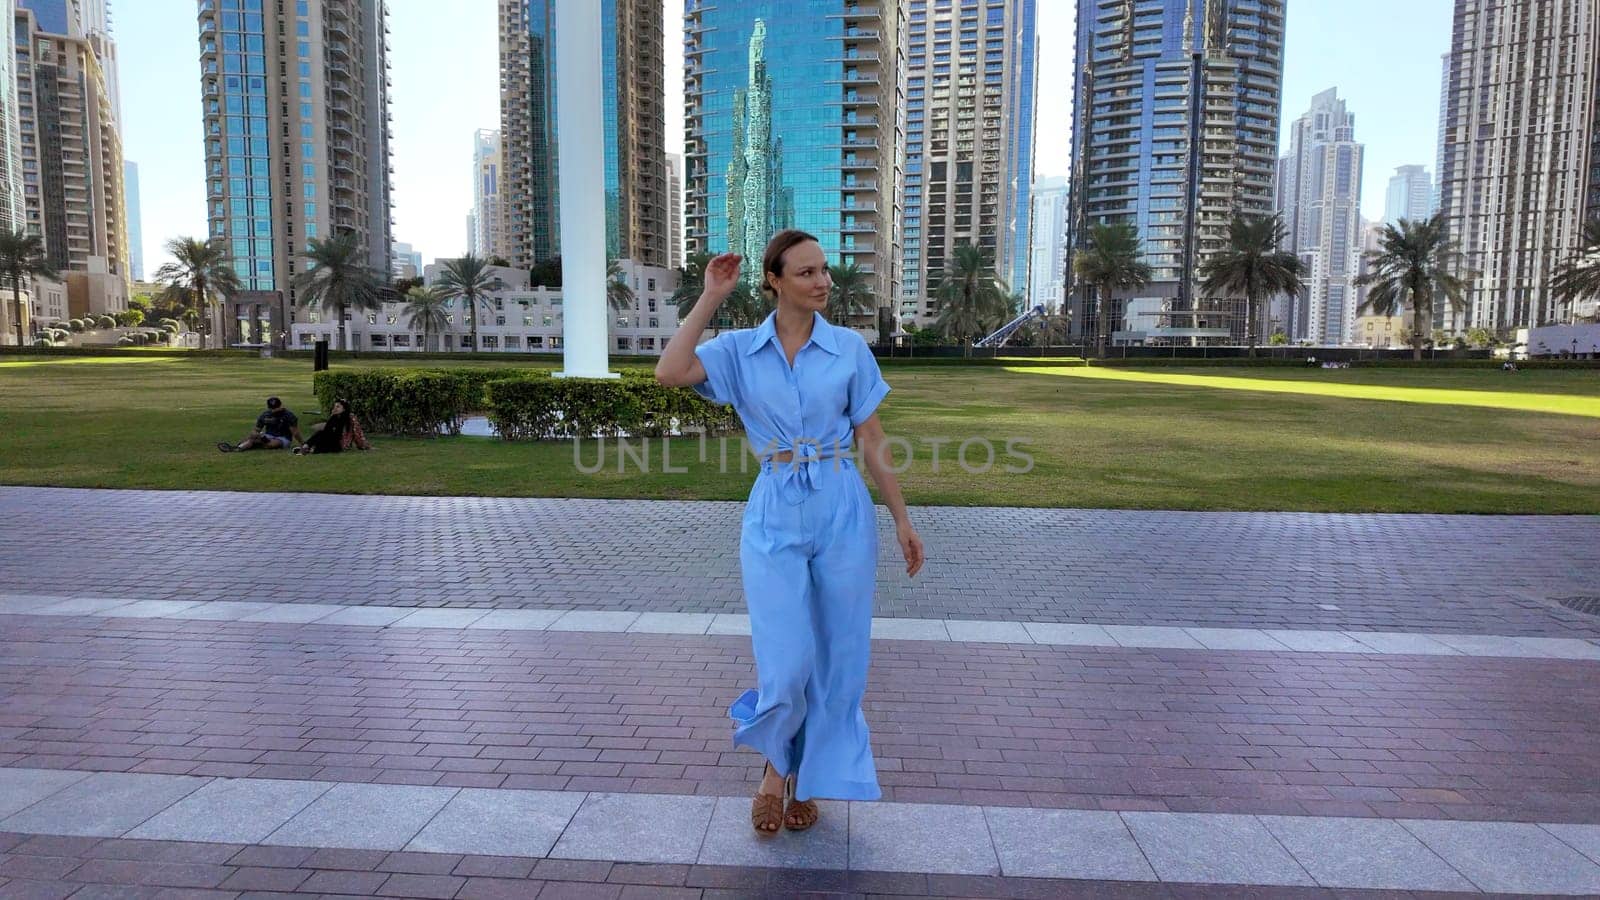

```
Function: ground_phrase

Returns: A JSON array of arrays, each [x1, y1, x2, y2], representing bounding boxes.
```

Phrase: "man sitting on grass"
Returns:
[[218, 396, 302, 452]]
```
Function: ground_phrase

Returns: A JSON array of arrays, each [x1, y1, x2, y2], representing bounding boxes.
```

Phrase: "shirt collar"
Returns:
[[744, 311, 841, 357]]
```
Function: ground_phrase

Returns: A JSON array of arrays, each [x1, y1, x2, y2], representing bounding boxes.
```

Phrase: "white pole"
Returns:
[[553, 0, 616, 379]]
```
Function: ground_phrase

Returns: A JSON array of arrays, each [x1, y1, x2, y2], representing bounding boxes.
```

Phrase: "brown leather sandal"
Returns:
[[783, 774, 819, 832], [750, 762, 783, 835]]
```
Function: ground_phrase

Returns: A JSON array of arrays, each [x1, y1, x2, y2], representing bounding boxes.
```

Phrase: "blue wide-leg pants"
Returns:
[[728, 457, 881, 802]]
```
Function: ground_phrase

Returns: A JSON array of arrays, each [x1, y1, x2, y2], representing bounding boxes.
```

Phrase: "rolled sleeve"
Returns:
[[846, 336, 891, 426], [692, 333, 738, 406]]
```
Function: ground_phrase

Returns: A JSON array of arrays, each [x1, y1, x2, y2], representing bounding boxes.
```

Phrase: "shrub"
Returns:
[[311, 366, 739, 440], [485, 374, 737, 441], [117, 336, 135, 346], [95, 315, 115, 329], [68, 318, 86, 332], [31, 337, 52, 348]]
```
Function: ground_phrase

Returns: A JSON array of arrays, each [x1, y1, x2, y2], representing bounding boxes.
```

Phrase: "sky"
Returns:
[[121, 0, 1453, 278]]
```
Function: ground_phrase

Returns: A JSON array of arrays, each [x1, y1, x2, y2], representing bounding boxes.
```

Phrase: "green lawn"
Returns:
[[1, 355, 1596, 513]]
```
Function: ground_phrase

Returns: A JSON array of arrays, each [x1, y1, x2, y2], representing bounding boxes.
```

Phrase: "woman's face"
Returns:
[[768, 241, 831, 314], [332, 402, 346, 416]]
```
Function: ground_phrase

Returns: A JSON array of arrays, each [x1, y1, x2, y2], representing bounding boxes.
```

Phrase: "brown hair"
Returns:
[[760, 229, 821, 300]]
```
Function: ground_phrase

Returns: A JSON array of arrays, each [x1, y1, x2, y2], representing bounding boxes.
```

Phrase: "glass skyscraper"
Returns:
[[499, 0, 667, 269], [899, 0, 1038, 325], [196, 0, 393, 346], [1067, 0, 1285, 345], [685, 0, 903, 332]]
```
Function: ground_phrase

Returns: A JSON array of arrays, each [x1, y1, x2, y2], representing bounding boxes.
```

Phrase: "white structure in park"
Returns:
[[552, 0, 612, 378]]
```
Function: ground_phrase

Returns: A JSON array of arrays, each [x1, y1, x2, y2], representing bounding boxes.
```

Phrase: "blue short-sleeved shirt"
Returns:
[[694, 311, 890, 459]]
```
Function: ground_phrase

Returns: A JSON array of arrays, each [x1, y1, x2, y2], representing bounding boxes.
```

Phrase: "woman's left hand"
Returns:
[[896, 521, 925, 578]]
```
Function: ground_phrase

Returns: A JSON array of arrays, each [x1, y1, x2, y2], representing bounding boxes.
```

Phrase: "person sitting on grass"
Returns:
[[218, 396, 301, 452], [292, 398, 372, 455]]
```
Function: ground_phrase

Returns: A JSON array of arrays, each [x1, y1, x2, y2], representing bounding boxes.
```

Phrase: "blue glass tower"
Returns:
[[685, 0, 901, 328]]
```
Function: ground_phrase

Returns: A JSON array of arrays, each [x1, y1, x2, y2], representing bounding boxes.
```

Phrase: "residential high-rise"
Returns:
[[1028, 175, 1067, 313], [471, 128, 503, 259], [123, 159, 141, 281], [666, 150, 683, 270], [0, 0, 23, 235], [1433, 53, 1448, 215], [195, 0, 393, 347], [499, 0, 668, 270], [899, 0, 1037, 324], [686, 3, 905, 335], [1440, 0, 1600, 331], [1277, 88, 1364, 345], [14, 0, 129, 316], [1383, 165, 1431, 228], [391, 241, 421, 280], [1066, 0, 1286, 345]]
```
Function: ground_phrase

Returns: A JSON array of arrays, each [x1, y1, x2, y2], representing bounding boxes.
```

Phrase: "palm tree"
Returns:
[[1073, 223, 1152, 358], [606, 259, 635, 313], [932, 244, 1012, 353], [0, 230, 56, 347], [1552, 218, 1600, 315], [434, 254, 503, 352], [1199, 213, 1305, 356], [292, 233, 383, 351], [671, 251, 715, 318], [153, 237, 241, 350], [1354, 214, 1468, 361], [828, 261, 874, 324], [402, 286, 451, 352]]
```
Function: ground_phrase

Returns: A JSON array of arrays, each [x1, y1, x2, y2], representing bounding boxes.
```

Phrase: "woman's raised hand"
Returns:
[[700, 253, 743, 306]]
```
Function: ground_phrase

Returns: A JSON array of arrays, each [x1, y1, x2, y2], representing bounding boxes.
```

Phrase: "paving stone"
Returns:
[[314, 606, 415, 627], [238, 604, 347, 624], [1401, 819, 1600, 894], [1261, 630, 1371, 653], [125, 779, 334, 844], [985, 807, 1153, 881], [1542, 823, 1600, 867], [1509, 637, 1600, 660], [262, 783, 457, 851], [405, 788, 583, 857], [1181, 627, 1291, 651], [942, 620, 1031, 644], [0, 769, 91, 819], [627, 613, 715, 635], [173, 601, 277, 621], [468, 609, 565, 630], [869, 618, 949, 641], [848, 802, 998, 876], [696, 796, 848, 870], [552, 793, 714, 864], [1102, 626, 1204, 649], [32, 597, 136, 616], [0, 773, 208, 838], [706, 614, 750, 636], [391, 609, 490, 629], [0, 594, 74, 614], [1022, 622, 1115, 646], [94, 601, 204, 619], [1341, 632, 1462, 655], [1259, 814, 1475, 891], [549, 612, 641, 632], [1121, 812, 1314, 887]]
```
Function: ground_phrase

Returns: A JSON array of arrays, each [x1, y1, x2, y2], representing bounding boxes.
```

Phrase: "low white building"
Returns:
[[290, 260, 684, 355]]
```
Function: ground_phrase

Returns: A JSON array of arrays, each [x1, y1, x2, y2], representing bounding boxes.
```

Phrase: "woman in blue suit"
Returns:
[[656, 230, 926, 835]]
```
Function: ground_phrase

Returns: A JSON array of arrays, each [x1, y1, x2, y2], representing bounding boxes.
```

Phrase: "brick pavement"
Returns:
[[2, 487, 1598, 636], [0, 831, 1504, 899], [3, 615, 1595, 825]]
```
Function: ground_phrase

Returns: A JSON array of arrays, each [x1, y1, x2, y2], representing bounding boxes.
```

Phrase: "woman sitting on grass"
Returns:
[[293, 398, 372, 455]]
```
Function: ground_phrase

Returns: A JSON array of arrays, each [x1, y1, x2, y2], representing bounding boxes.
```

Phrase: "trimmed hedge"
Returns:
[[311, 365, 738, 440], [486, 372, 737, 440]]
